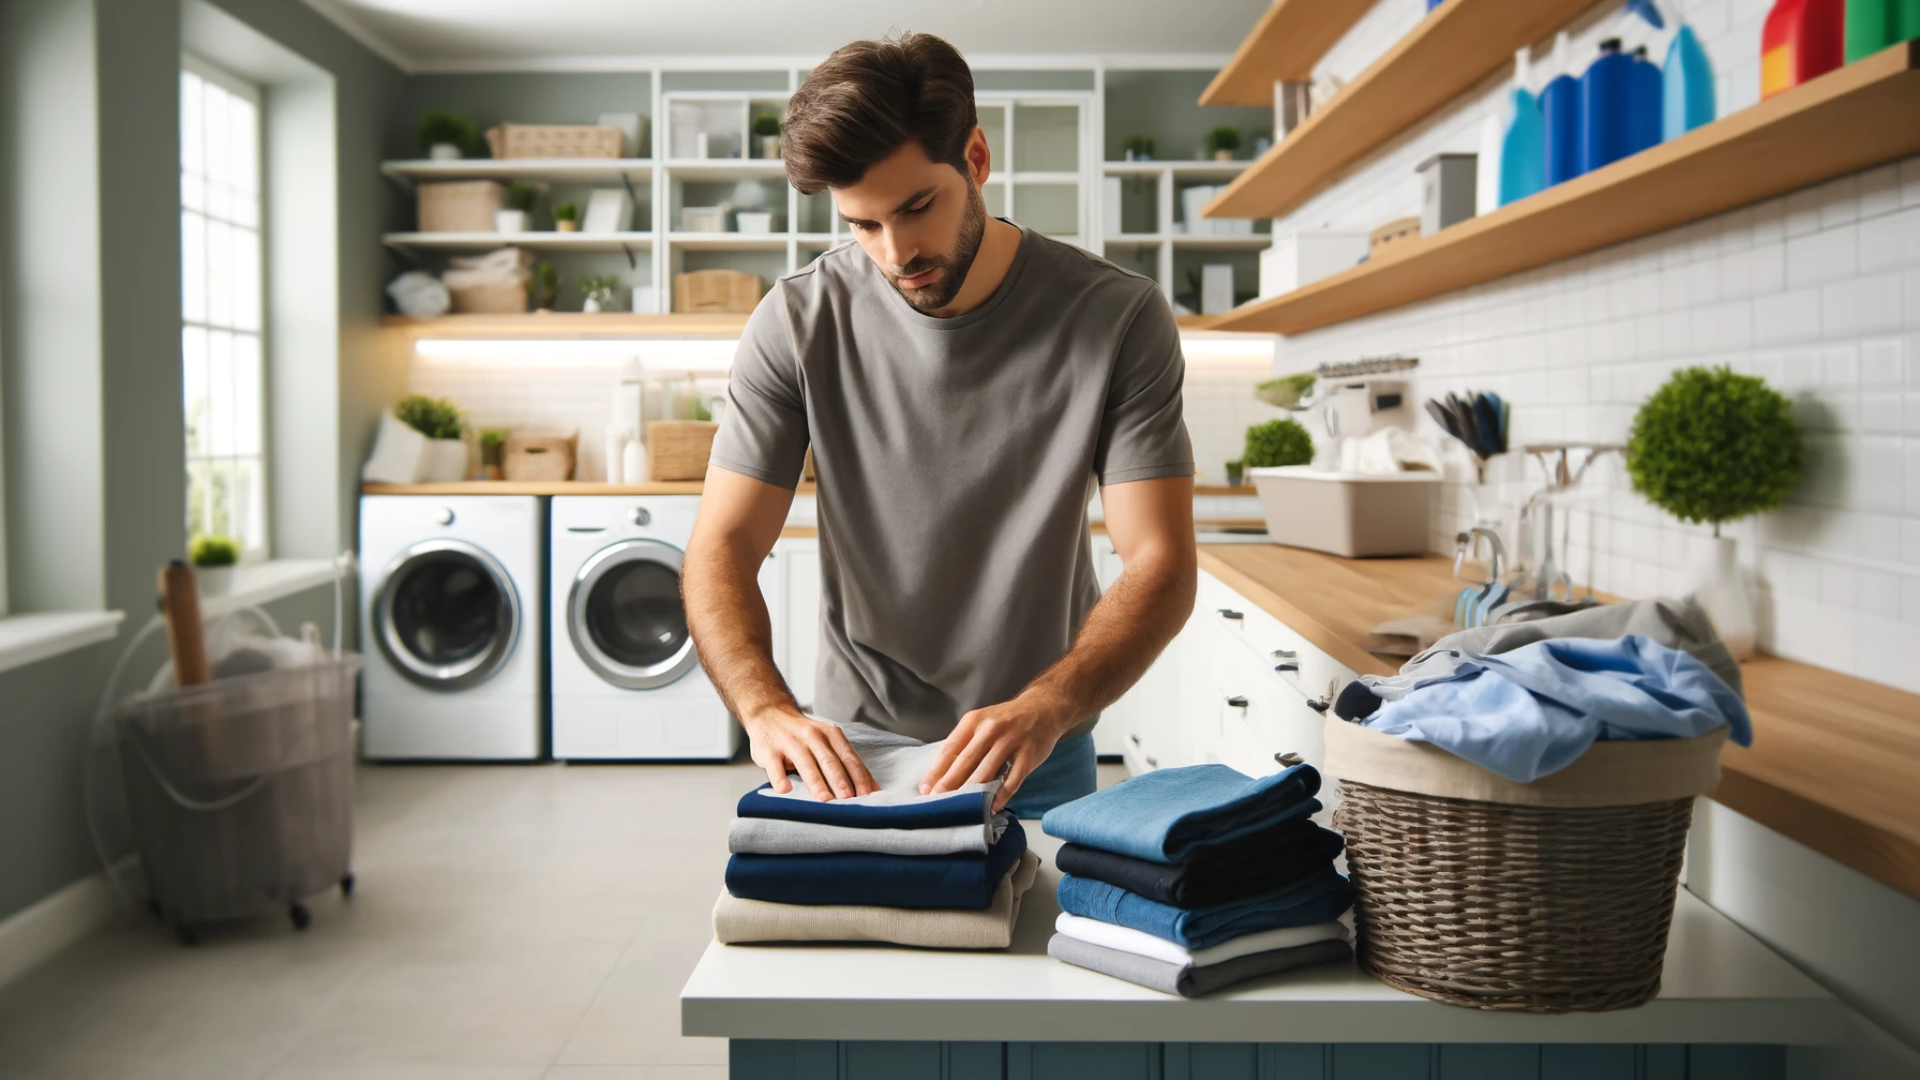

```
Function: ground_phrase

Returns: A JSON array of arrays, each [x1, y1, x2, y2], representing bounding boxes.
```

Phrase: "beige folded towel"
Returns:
[[712, 850, 1041, 949]]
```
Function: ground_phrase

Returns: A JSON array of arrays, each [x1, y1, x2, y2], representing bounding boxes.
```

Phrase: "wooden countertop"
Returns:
[[1196, 544, 1920, 901]]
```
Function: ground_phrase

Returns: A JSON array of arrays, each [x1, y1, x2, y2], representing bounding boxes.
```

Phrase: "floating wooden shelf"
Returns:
[[382, 313, 750, 339], [1204, 0, 1608, 220], [1200, 0, 1384, 106], [383, 231, 653, 253], [1210, 41, 1920, 334]]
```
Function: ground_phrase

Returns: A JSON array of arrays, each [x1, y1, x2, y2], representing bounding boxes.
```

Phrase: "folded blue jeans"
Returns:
[[1055, 866, 1355, 950], [1041, 763, 1322, 864], [725, 820, 1029, 909]]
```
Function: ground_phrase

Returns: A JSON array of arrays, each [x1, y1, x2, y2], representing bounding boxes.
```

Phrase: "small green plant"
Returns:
[[528, 261, 561, 309], [552, 202, 578, 222], [1204, 126, 1242, 156], [1121, 134, 1156, 159], [577, 273, 622, 300], [1225, 459, 1245, 484], [189, 534, 240, 568], [507, 181, 539, 213], [394, 393, 465, 441], [1627, 366, 1804, 537], [1243, 418, 1313, 468], [415, 110, 478, 155], [479, 428, 509, 465], [1254, 373, 1317, 409], [752, 113, 782, 137]]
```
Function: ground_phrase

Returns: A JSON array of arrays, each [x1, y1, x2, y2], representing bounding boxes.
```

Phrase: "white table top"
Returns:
[[681, 833, 1844, 1046]]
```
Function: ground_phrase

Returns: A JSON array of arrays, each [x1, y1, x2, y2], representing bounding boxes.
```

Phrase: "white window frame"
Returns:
[[180, 52, 269, 561]]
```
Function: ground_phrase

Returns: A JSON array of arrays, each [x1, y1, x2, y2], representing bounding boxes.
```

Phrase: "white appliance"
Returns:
[[359, 495, 545, 760], [550, 495, 741, 760]]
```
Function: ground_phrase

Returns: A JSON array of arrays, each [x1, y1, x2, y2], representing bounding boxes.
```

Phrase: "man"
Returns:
[[683, 31, 1196, 817]]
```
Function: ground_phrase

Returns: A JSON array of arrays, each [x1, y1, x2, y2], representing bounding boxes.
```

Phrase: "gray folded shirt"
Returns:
[[728, 812, 1014, 856], [1047, 933, 1353, 998]]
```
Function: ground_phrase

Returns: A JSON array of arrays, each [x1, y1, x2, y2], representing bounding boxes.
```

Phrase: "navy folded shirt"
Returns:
[[1055, 864, 1355, 950], [724, 819, 1029, 910], [1055, 815, 1345, 908], [735, 782, 991, 830]]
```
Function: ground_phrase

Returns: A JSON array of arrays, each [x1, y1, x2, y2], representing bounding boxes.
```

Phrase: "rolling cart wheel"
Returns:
[[174, 923, 197, 947], [340, 873, 355, 898], [289, 902, 311, 931]]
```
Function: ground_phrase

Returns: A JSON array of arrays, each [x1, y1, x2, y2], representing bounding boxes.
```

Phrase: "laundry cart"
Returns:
[[110, 656, 361, 943]]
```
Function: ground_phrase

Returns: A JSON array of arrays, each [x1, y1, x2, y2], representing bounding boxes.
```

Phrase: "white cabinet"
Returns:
[[766, 536, 821, 710]]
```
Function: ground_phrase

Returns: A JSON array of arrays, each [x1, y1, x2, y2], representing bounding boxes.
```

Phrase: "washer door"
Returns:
[[569, 539, 697, 689], [374, 539, 521, 691]]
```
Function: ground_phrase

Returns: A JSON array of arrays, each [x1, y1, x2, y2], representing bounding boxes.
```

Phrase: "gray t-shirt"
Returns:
[[709, 221, 1193, 744]]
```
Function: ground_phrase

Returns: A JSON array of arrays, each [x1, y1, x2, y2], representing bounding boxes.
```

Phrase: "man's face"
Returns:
[[832, 133, 989, 313]]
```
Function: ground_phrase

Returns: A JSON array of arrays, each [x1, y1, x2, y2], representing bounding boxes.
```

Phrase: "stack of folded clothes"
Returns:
[[1040, 762, 1355, 997], [712, 721, 1040, 949]]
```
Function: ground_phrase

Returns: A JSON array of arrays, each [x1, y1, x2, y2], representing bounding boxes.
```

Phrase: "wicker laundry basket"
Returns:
[[1324, 719, 1729, 1013], [674, 269, 764, 314], [418, 180, 504, 232], [484, 123, 623, 160], [647, 420, 719, 480]]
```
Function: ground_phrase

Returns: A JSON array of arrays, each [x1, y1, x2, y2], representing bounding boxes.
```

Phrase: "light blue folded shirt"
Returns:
[[1041, 764, 1321, 865], [1362, 634, 1751, 783]]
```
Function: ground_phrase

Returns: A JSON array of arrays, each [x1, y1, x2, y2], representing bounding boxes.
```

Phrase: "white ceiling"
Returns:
[[302, 0, 1265, 72]]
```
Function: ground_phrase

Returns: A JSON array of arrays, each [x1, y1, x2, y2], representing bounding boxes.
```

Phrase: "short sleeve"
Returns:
[[1093, 287, 1194, 486], [709, 286, 810, 489]]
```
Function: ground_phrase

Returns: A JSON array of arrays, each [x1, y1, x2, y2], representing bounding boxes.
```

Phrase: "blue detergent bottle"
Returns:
[[1663, 24, 1716, 139], [1579, 38, 1634, 174], [1629, 45, 1663, 153], [1499, 48, 1546, 205], [1540, 32, 1582, 185]]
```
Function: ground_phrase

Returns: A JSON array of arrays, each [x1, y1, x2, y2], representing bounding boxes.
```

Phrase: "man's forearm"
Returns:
[[1025, 544, 1197, 724], [683, 538, 797, 726]]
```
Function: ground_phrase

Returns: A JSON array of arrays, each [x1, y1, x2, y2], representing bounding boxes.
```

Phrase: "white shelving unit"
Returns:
[[380, 159, 654, 186], [384, 231, 655, 252], [1099, 158, 1268, 311]]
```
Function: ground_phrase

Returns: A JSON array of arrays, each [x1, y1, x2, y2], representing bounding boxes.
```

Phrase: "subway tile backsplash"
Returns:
[[1263, 0, 1920, 692]]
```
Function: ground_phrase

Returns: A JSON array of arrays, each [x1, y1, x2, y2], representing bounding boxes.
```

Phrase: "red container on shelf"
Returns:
[[1761, 0, 1846, 98]]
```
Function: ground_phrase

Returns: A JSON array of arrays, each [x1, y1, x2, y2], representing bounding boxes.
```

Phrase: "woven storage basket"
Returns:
[[448, 280, 526, 315], [418, 180, 504, 232], [502, 433, 576, 481], [674, 269, 764, 314], [484, 123, 623, 160], [647, 420, 718, 481], [1369, 216, 1421, 257], [1325, 720, 1729, 1013]]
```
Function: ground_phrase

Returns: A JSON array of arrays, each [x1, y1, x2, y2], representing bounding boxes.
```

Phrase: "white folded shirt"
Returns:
[[752, 718, 1002, 810], [728, 812, 1013, 856], [1053, 912, 1349, 969]]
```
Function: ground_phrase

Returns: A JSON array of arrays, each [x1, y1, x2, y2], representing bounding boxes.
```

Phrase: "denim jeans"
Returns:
[[1007, 731, 1098, 819]]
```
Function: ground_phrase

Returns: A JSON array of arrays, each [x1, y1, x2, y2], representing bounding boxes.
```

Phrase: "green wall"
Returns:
[[1104, 69, 1273, 163], [0, 0, 401, 925], [405, 72, 655, 156]]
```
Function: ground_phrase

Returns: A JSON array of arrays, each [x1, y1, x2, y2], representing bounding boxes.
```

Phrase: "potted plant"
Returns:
[[1121, 134, 1156, 162], [1204, 125, 1242, 162], [416, 110, 478, 161], [189, 534, 241, 596], [394, 393, 467, 482], [752, 113, 783, 159], [577, 273, 622, 314], [1627, 366, 1803, 659], [1225, 460, 1246, 487], [496, 181, 538, 234], [1243, 418, 1314, 468], [552, 202, 579, 233], [479, 428, 509, 481], [528, 261, 561, 311]]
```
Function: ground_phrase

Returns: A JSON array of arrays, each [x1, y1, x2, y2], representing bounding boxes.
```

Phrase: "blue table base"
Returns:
[[730, 1040, 1786, 1080]]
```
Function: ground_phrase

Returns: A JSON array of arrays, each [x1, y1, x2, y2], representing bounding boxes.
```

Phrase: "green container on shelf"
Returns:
[[1844, 0, 1920, 62]]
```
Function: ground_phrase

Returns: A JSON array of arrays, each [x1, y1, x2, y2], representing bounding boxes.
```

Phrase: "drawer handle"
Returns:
[[1274, 751, 1305, 767], [1144, 755, 1159, 768], [1128, 734, 1141, 746], [1274, 661, 1299, 673], [1271, 649, 1296, 660], [1226, 695, 1249, 708], [1218, 608, 1244, 621]]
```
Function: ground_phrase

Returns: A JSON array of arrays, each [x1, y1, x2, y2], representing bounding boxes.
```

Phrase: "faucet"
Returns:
[[1454, 526, 1505, 584]]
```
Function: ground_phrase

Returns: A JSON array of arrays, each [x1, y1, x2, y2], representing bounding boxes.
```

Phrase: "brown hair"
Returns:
[[782, 32, 978, 195]]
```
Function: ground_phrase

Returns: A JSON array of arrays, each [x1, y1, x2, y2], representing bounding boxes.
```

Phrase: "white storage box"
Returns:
[[1249, 466, 1440, 557], [681, 206, 726, 232], [1259, 230, 1369, 299]]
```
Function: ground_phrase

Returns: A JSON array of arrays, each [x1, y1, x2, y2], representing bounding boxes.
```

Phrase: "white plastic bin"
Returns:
[[1249, 466, 1439, 557]]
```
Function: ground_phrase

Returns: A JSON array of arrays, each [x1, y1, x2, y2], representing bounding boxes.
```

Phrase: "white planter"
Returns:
[[736, 211, 774, 234], [582, 296, 603, 314], [757, 134, 782, 160], [196, 565, 236, 597], [1693, 535, 1756, 661], [428, 143, 462, 161], [494, 209, 528, 233], [420, 438, 469, 483]]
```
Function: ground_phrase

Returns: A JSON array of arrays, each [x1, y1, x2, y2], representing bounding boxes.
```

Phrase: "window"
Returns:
[[180, 57, 266, 558]]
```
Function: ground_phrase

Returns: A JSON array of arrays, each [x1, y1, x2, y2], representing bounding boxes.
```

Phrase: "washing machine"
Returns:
[[359, 495, 545, 760], [550, 495, 741, 760]]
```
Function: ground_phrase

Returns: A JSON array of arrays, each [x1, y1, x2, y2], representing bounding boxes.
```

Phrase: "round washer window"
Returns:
[[376, 540, 520, 691], [584, 559, 687, 669]]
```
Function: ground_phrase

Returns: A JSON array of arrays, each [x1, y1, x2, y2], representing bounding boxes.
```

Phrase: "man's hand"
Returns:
[[745, 709, 878, 802], [918, 689, 1077, 813]]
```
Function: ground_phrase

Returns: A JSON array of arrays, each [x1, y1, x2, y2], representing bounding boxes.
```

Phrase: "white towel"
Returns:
[[728, 812, 1013, 856], [1053, 911, 1349, 969]]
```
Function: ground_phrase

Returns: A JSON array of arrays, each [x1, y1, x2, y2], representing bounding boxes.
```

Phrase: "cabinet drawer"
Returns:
[[1197, 570, 1359, 720]]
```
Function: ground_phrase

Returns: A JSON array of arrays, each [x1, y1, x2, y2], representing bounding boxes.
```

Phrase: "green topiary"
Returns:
[[752, 113, 782, 137], [1244, 418, 1313, 468], [189, 534, 240, 568], [507, 181, 540, 213], [394, 393, 465, 441], [551, 202, 578, 222], [415, 110, 478, 155], [1204, 126, 1242, 155], [1626, 366, 1803, 536]]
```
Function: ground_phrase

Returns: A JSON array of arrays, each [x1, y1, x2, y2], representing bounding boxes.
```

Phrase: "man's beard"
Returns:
[[886, 184, 987, 312]]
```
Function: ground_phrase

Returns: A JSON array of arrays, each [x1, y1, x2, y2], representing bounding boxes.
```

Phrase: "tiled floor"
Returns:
[[0, 756, 1127, 1080]]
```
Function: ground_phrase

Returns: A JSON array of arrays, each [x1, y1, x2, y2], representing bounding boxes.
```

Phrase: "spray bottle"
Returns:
[[1498, 48, 1546, 206]]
